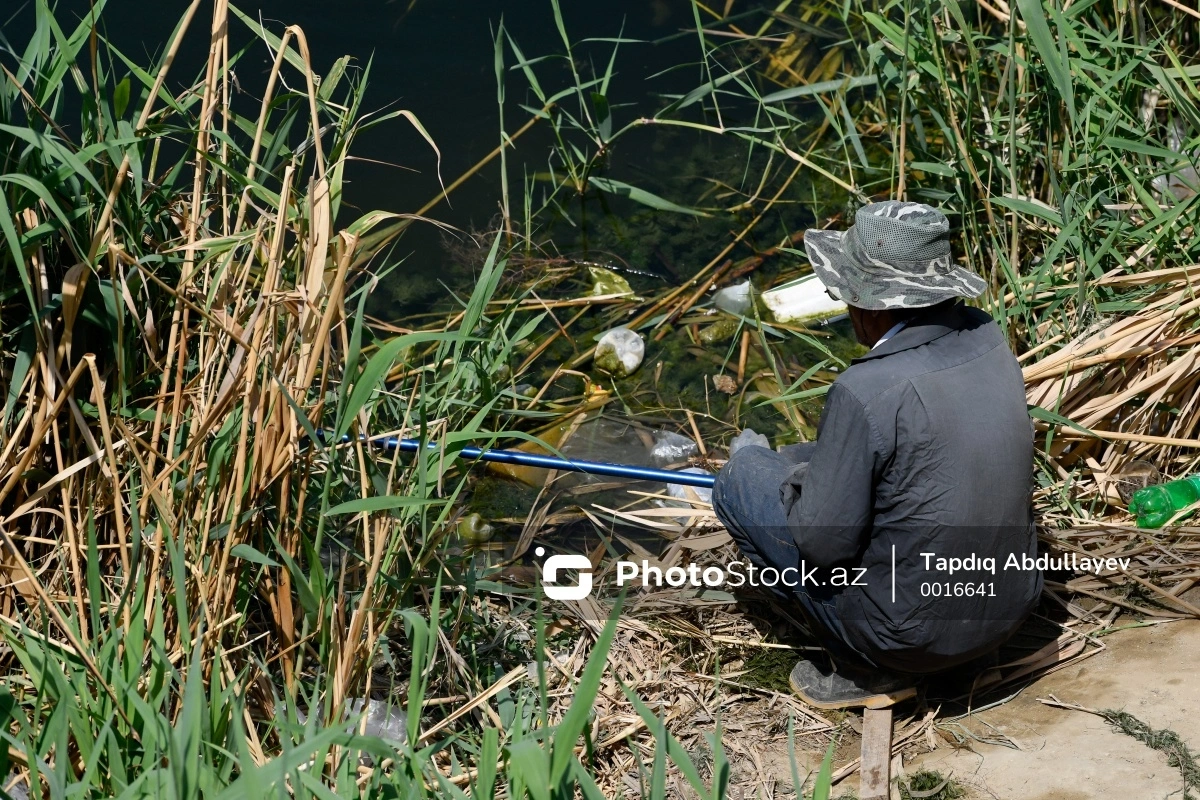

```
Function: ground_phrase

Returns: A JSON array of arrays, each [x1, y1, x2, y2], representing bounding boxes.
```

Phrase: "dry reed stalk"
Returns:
[[7, 1, 1200, 794], [1021, 285, 1200, 480], [0, 2, 473, 782]]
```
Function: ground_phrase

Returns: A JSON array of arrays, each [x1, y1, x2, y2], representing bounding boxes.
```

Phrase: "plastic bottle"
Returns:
[[1129, 476, 1200, 529]]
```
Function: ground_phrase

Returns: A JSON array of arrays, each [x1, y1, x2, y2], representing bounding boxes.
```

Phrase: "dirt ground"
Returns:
[[905, 619, 1200, 800]]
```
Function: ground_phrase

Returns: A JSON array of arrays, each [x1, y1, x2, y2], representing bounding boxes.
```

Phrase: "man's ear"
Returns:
[[847, 306, 869, 346]]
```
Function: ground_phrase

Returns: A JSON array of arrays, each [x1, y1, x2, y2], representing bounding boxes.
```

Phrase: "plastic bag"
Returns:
[[729, 427, 770, 456], [650, 430, 699, 467], [713, 280, 753, 315], [666, 467, 714, 505]]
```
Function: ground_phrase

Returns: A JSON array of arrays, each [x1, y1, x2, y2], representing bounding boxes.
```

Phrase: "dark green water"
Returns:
[[4, 0, 793, 314], [7, 0, 870, 564]]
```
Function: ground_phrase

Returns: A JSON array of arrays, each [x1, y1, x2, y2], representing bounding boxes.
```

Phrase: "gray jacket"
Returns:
[[781, 302, 1041, 673]]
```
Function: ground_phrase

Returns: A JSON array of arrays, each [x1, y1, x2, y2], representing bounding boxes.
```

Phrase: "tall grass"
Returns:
[[844, 0, 1200, 505], [696, 0, 1200, 510], [4, 0, 1196, 796], [0, 2, 750, 797], [852, 0, 1200, 328]]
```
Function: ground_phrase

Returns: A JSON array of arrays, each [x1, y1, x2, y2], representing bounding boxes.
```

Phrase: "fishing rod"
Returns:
[[320, 432, 717, 489]]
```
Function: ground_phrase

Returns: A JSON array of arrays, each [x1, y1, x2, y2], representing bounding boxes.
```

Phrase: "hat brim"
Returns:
[[803, 229, 986, 310]]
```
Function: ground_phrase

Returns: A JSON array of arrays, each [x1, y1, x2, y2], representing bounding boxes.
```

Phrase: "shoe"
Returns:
[[789, 657, 917, 710]]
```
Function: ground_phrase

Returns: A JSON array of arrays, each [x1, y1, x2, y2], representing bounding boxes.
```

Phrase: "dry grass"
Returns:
[[4, 0, 1200, 797]]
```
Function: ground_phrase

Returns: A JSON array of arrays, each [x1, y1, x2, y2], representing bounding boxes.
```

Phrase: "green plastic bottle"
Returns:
[[1129, 476, 1200, 529]]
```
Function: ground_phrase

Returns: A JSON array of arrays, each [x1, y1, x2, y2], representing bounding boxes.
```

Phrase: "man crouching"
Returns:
[[713, 201, 1042, 709]]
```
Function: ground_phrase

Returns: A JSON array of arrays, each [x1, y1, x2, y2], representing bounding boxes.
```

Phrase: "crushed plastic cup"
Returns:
[[650, 430, 699, 467], [713, 280, 753, 316], [594, 327, 645, 377]]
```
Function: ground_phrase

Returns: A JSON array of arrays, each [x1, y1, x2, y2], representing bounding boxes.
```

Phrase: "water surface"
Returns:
[[5, 0, 753, 312]]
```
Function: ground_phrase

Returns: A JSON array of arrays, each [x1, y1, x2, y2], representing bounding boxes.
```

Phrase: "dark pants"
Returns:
[[712, 444, 877, 668]]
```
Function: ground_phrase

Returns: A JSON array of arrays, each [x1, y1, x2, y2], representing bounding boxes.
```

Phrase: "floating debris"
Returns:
[[762, 273, 847, 323], [457, 512, 496, 544], [587, 266, 636, 297], [665, 467, 714, 505], [698, 316, 740, 344], [485, 417, 575, 487], [712, 374, 737, 394], [594, 327, 645, 376], [650, 429, 699, 467], [713, 280, 753, 315], [728, 427, 770, 455]]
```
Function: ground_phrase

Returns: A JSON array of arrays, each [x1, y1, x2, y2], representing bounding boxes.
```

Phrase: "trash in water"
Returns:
[[713, 280, 753, 315], [699, 316, 740, 344], [761, 273, 846, 324], [457, 512, 495, 544], [587, 266, 636, 297], [655, 466, 715, 524], [650, 430, 699, 467], [560, 416, 654, 471], [729, 427, 770, 456], [712, 374, 737, 394], [594, 328, 645, 377], [666, 468, 714, 505], [485, 417, 575, 487]]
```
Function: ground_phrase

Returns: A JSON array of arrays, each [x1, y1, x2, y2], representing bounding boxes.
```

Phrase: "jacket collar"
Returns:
[[851, 301, 973, 363]]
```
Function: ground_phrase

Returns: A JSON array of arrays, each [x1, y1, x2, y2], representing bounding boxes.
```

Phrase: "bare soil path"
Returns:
[[908, 619, 1200, 799]]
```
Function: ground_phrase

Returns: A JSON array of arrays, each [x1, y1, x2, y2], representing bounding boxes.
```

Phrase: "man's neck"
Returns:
[[872, 320, 908, 350]]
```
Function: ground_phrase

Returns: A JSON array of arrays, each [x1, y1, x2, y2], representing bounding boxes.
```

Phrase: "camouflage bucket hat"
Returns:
[[804, 201, 987, 310]]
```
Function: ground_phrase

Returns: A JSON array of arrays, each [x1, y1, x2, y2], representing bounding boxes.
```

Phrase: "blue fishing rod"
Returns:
[[320, 432, 716, 489]]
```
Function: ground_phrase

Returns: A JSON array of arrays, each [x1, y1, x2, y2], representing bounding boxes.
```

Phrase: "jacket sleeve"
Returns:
[[779, 382, 879, 568]]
